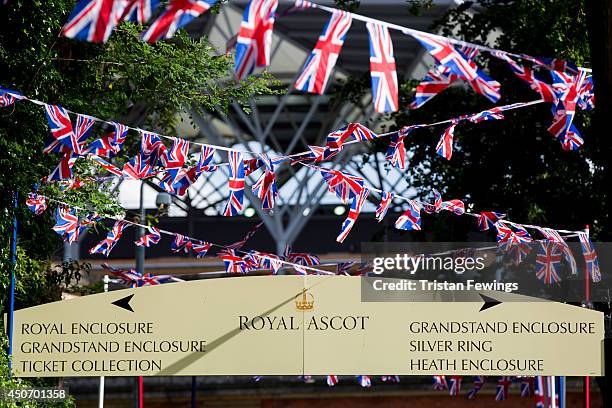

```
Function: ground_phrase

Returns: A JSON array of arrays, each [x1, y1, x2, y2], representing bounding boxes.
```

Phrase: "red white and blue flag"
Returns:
[[220, 249, 251, 274], [234, 0, 278, 80], [448, 376, 462, 396], [223, 151, 246, 216], [519, 377, 535, 397], [548, 69, 587, 151], [161, 137, 189, 169], [319, 167, 365, 204], [252, 153, 278, 210], [491, 51, 556, 102], [467, 376, 486, 399], [468, 107, 505, 123], [86, 122, 128, 158], [535, 241, 563, 284], [123, 131, 166, 179], [435, 120, 459, 160], [141, 0, 217, 43], [121, 0, 161, 24], [357, 375, 371, 388], [385, 126, 416, 169], [62, 0, 127, 42], [432, 375, 447, 390], [495, 376, 513, 401], [477, 211, 505, 231], [395, 200, 421, 231], [43, 105, 77, 154], [410, 33, 500, 103], [0, 87, 25, 107], [578, 232, 601, 283], [336, 188, 369, 243], [285, 246, 320, 275], [409, 65, 456, 109], [294, 10, 352, 94], [366, 22, 398, 113], [536, 227, 576, 274], [135, 226, 162, 247], [192, 240, 212, 258], [423, 189, 465, 215], [26, 193, 48, 215], [375, 192, 394, 222], [326, 375, 339, 386], [89, 154, 123, 176], [52, 207, 80, 243], [324, 123, 377, 159], [171, 234, 192, 253], [89, 220, 131, 256]]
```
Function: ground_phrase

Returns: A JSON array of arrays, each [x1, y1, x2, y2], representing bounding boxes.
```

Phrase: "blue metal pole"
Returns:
[[7, 192, 18, 377]]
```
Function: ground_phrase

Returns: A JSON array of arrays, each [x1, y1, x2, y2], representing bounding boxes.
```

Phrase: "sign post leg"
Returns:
[[7, 192, 18, 377]]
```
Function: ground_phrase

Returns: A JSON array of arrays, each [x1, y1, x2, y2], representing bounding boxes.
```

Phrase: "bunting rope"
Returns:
[[37, 195, 335, 276], [303, 1, 592, 73], [1, 88, 589, 237], [299, 162, 584, 236]]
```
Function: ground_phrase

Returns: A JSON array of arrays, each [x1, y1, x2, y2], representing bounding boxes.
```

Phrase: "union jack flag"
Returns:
[[577, 75, 595, 110], [120, 0, 160, 24], [336, 188, 369, 243], [495, 376, 513, 401], [43, 105, 76, 154], [535, 241, 563, 284], [192, 240, 212, 258], [548, 70, 587, 150], [385, 126, 416, 169], [161, 137, 189, 169], [223, 151, 246, 216], [366, 22, 398, 113], [468, 107, 504, 123], [62, 0, 127, 42], [357, 375, 371, 388], [291, 145, 330, 164], [284, 246, 320, 275], [324, 123, 377, 159], [252, 153, 277, 210], [518, 376, 535, 397], [381, 375, 400, 383], [85, 122, 128, 158], [410, 33, 500, 103], [467, 376, 486, 399], [535, 376, 546, 408], [477, 211, 505, 231], [89, 220, 131, 256], [326, 375, 338, 386], [578, 232, 601, 283], [171, 234, 192, 253], [141, 0, 217, 43], [101, 263, 183, 286], [395, 200, 421, 231], [220, 249, 251, 274], [0, 87, 25, 107], [234, 0, 278, 80], [281, 0, 313, 16], [89, 154, 123, 176], [123, 131, 166, 179], [409, 64, 457, 109], [52, 207, 80, 243], [336, 261, 355, 275], [435, 120, 459, 160], [294, 10, 352, 94], [537, 227, 576, 274], [491, 51, 556, 102], [251, 251, 283, 273], [318, 167, 365, 204], [26, 193, 47, 215], [432, 375, 447, 390], [448, 376, 462, 396], [423, 189, 464, 215], [160, 167, 198, 195], [196, 146, 218, 174], [375, 192, 394, 222], [135, 226, 161, 247], [495, 222, 532, 246]]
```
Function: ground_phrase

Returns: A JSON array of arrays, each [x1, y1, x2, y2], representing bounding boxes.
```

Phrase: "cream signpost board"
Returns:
[[9, 276, 604, 377]]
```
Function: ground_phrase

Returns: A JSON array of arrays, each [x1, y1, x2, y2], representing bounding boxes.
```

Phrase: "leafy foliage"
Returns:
[[0, 0, 278, 398]]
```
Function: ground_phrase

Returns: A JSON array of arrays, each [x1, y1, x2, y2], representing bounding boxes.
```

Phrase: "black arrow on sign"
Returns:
[[479, 293, 502, 312], [112, 294, 135, 312]]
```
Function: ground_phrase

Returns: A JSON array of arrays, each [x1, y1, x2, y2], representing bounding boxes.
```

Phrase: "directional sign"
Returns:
[[9, 276, 604, 377]]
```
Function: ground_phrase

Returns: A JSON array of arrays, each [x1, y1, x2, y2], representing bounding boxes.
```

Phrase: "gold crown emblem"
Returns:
[[295, 288, 315, 311]]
